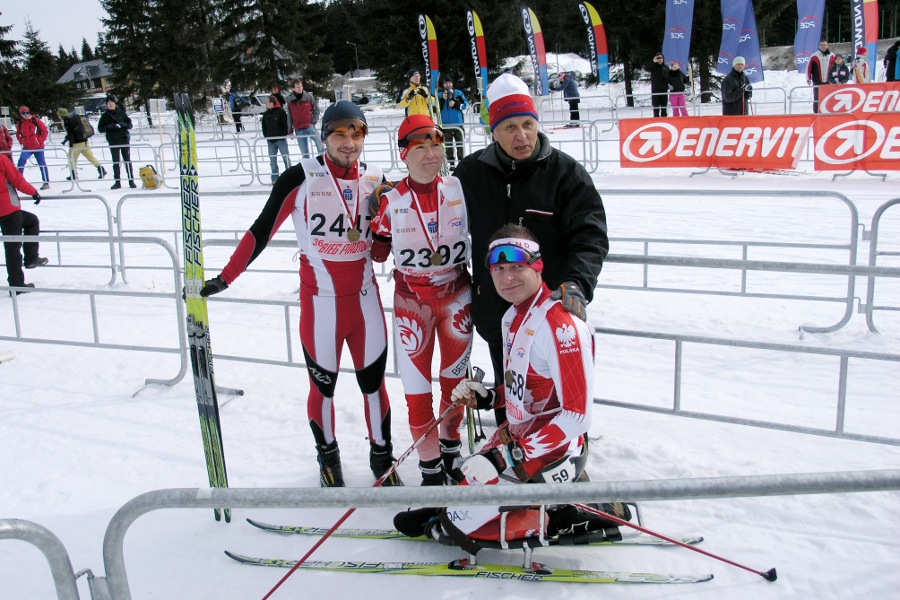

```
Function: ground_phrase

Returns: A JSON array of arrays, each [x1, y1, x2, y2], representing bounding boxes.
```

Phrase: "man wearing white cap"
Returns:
[[722, 57, 752, 116], [852, 47, 871, 84], [453, 73, 608, 419]]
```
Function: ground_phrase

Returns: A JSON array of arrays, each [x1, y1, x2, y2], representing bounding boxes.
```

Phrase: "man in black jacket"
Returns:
[[97, 95, 136, 189], [648, 52, 669, 118], [722, 57, 752, 116], [453, 73, 609, 411]]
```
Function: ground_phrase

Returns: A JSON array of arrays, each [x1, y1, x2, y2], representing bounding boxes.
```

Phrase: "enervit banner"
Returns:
[[661, 0, 694, 76], [794, 0, 825, 74], [813, 114, 900, 170], [818, 82, 900, 114], [619, 115, 814, 170]]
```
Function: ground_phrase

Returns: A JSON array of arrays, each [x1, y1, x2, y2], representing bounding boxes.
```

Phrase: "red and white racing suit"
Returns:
[[218, 155, 392, 448], [447, 284, 594, 535], [371, 176, 472, 462]]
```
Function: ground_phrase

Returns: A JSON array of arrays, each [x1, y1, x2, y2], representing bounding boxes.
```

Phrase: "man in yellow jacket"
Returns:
[[399, 69, 433, 117]]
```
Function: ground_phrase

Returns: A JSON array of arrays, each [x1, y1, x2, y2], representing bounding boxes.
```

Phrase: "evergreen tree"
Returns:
[[211, 0, 331, 94], [81, 38, 96, 61], [56, 45, 79, 78], [16, 22, 75, 119], [0, 14, 22, 110]]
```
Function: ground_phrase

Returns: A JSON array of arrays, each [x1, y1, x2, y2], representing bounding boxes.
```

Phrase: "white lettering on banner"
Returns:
[[624, 123, 809, 163], [852, 1, 864, 49], [821, 88, 900, 114], [815, 120, 897, 164]]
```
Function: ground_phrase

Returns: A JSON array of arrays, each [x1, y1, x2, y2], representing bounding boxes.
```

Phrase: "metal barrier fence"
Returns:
[[596, 189, 860, 334], [0, 235, 188, 387], [4, 469, 898, 600], [863, 197, 900, 333]]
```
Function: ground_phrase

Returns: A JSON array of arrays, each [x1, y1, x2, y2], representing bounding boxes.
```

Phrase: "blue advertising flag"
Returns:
[[735, 0, 765, 84], [794, 0, 825, 74], [662, 0, 695, 75], [717, 0, 748, 76]]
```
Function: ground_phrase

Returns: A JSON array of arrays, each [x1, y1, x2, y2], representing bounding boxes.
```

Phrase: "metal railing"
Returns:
[[863, 197, 900, 332]]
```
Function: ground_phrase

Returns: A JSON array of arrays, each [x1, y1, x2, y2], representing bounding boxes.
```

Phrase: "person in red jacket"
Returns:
[[0, 124, 13, 160], [14, 106, 51, 190], [286, 78, 324, 158], [1, 156, 47, 295]]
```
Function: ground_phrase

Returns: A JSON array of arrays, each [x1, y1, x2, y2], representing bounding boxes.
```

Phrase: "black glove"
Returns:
[[112, 123, 121, 129], [550, 282, 588, 321], [743, 84, 753, 92], [32, 194, 41, 204], [417, 88, 429, 98], [199, 275, 229, 297]]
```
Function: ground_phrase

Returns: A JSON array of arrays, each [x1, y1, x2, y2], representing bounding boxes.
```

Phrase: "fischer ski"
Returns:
[[224, 552, 713, 584], [245, 519, 704, 546], [174, 93, 230, 522]]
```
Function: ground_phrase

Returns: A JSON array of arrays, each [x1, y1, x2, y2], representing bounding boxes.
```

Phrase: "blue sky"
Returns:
[[3, 1, 106, 53]]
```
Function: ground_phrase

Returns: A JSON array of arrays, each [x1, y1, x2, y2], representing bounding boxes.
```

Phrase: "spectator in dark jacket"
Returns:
[[261, 95, 291, 183], [558, 71, 581, 127], [885, 40, 899, 82], [59, 108, 106, 181], [828, 54, 852, 84], [722, 56, 752, 116], [453, 73, 608, 414], [14, 106, 50, 190], [648, 52, 669, 117], [1, 155, 46, 295], [97, 95, 136, 189]]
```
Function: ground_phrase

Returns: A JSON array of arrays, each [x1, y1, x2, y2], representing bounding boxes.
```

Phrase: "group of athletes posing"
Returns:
[[200, 72, 612, 540]]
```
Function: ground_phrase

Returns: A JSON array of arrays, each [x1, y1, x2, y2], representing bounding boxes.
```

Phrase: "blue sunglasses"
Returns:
[[486, 244, 541, 268]]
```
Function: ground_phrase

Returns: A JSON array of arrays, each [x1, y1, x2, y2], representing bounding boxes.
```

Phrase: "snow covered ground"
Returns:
[[2, 63, 899, 599]]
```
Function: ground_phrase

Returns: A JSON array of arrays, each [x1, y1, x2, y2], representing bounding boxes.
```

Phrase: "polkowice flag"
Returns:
[[578, 2, 610, 82], [716, 0, 748, 76], [794, 0, 826, 74], [735, 0, 764, 84], [662, 0, 695, 75]]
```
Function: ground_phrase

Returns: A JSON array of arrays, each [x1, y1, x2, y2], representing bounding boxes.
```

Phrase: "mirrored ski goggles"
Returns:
[[325, 119, 368, 138], [486, 244, 542, 269], [399, 128, 445, 148]]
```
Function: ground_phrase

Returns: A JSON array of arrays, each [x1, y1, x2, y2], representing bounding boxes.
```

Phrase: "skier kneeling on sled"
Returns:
[[395, 224, 630, 547]]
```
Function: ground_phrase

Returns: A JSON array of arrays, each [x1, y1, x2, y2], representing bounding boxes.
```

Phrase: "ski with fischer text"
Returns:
[[244, 518, 703, 546], [174, 92, 230, 522], [224, 552, 713, 583]]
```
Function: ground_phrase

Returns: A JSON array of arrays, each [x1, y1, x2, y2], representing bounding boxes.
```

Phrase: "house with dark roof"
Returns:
[[57, 59, 111, 95]]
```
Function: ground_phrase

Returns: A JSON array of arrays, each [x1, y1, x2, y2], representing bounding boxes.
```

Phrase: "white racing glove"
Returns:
[[460, 454, 501, 485], [450, 379, 494, 409]]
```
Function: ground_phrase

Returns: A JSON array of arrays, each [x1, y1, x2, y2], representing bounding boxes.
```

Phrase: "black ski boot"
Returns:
[[316, 441, 344, 487], [393, 507, 442, 538], [440, 438, 464, 484], [419, 457, 446, 486], [98, 166, 107, 179], [547, 503, 632, 536], [370, 442, 403, 486]]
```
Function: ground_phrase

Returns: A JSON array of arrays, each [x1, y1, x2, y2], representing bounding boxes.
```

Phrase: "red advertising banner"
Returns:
[[619, 115, 814, 170], [813, 113, 900, 171], [818, 82, 900, 114]]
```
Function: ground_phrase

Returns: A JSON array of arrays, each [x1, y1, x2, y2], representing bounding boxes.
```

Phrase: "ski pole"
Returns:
[[260, 400, 464, 599], [574, 503, 777, 581], [466, 365, 487, 452]]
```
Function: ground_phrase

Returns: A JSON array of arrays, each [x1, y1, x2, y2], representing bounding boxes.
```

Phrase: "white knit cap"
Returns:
[[486, 73, 538, 131]]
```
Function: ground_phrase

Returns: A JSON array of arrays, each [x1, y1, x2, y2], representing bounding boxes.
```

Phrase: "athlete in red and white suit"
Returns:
[[200, 102, 399, 487], [371, 115, 472, 485], [443, 226, 594, 536]]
